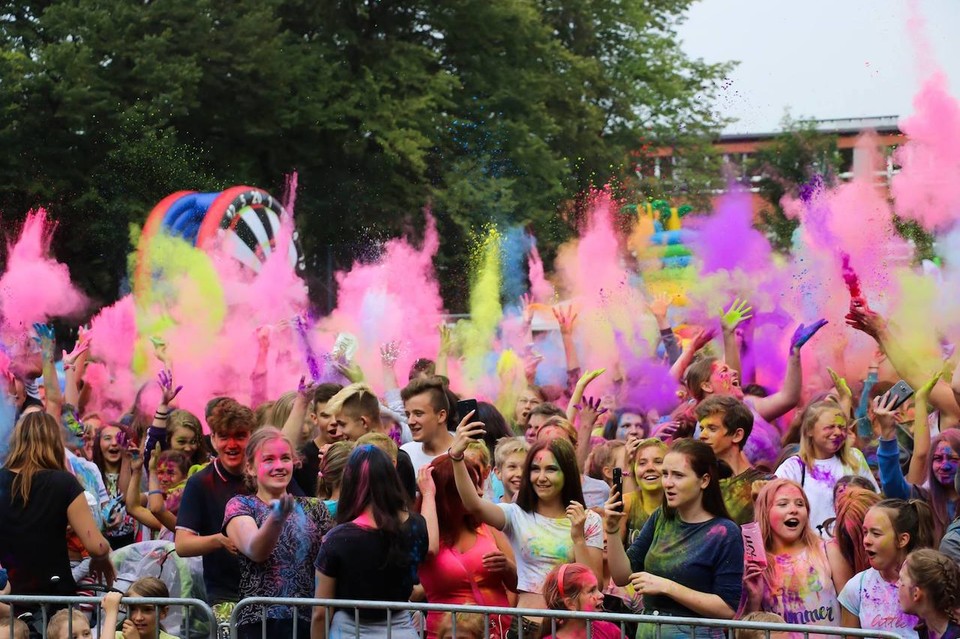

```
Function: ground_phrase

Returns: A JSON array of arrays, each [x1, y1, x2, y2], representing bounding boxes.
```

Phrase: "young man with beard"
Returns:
[[400, 376, 457, 473], [696, 395, 772, 525], [174, 398, 254, 607]]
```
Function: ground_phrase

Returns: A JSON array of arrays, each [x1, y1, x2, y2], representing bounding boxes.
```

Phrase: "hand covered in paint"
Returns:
[[652, 420, 682, 443], [720, 298, 753, 332], [335, 360, 365, 383], [150, 336, 171, 367], [128, 445, 144, 473], [917, 369, 943, 404], [270, 495, 296, 522], [552, 305, 578, 337], [520, 293, 535, 327], [451, 410, 484, 458], [32, 323, 56, 359], [575, 395, 607, 430], [601, 491, 626, 535], [522, 348, 544, 384], [416, 465, 436, 499], [689, 327, 717, 353], [648, 292, 672, 323], [255, 326, 271, 350], [158, 369, 183, 405], [872, 392, 900, 440], [574, 368, 605, 392], [148, 443, 162, 475], [742, 561, 766, 606], [789, 319, 828, 355], [629, 572, 673, 597], [437, 323, 453, 356], [62, 333, 90, 370], [827, 367, 851, 402], [566, 501, 588, 542], [845, 300, 886, 340], [481, 550, 510, 573], [380, 340, 402, 367]]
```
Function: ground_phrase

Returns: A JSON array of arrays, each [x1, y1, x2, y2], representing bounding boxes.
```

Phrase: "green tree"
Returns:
[[748, 116, 842, 252]]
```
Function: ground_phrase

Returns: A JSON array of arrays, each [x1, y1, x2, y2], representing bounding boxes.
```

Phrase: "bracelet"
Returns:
[[154, 411, 169, 420], [147, 490, 164, 496], [448, 448, 465, 462], [619, 468, 633, 478]]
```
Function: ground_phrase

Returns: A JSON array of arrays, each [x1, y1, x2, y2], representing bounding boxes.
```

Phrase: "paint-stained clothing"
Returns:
[[774, 451, 877, 538], [761, 544, 840, 631], [626, 508, 744, 618], [719, 467, 773, 525], [497, 503, 604, 593], [838, 567, 919, 639], [223, 496, 332, 628]]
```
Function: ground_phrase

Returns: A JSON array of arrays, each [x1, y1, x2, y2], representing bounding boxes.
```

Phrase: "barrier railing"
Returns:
[[0, 594, 217, 639], [230, 597, 904, 639]]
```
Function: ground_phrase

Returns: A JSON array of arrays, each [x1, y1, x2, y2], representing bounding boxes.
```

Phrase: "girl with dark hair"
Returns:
[[224, 427, 332, 639], [898, 549, 960, 639], [604, 439, 744, 638], [312, 444, 428, 639], [602, 408, 648, 442], [540, 563, 620, 639], [417, 455, 516, 639], [474, 402, 515, 501], [839, 498, 936, 638], [452, 413, 603, 636]]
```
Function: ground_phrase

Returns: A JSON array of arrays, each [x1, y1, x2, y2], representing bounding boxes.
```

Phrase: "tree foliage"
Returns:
[[0, 0, 732, 311]]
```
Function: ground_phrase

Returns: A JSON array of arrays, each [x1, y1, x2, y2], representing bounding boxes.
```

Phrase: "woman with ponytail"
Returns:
[[839, 499, 936, 639]]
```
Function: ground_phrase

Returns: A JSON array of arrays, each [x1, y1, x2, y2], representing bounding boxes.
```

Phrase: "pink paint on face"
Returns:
[[708, 362, 743, 399], [572, 572, 604, 612], [251, 438, 294, 496], [99, 425, 123, 467], [931, 441, 959, 487], [769, 485, 808, 546], [156, 461, 184, 491]]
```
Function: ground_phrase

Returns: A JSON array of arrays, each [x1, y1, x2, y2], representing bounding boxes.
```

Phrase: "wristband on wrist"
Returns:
[[147, 490, 164, 496], [448, 448, 465, 462]]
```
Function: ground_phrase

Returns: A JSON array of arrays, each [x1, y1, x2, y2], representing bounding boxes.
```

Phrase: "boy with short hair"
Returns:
[[493, 437, 530, 503]]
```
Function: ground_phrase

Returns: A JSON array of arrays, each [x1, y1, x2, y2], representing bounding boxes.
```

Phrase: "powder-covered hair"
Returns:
[[754, 479, 829, 589], [926, 429, 960, 540], [833, 487, 882, 574], [542, 563, 596, 611], [798, 400, 855, 469], [903, 548, 960, 623], [356, 431, 398, 462]]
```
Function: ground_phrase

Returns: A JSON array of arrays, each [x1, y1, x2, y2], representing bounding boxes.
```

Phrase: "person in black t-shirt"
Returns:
[[312, 445, 428, 639], [174, 398, 254, 606], [292, 383, 343, 496], [0, 412, 114, 602]]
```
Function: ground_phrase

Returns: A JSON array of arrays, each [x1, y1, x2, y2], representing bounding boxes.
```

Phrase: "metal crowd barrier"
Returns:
[[229, 597, 904, 639], [0, 594, 217, 639]]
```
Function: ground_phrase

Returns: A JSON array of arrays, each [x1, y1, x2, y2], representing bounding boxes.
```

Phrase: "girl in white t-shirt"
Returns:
[[839, 499, 936, 639], [774, 400, 877, 537], [744, 479, 843, 633], [450, 413, 604, 616]]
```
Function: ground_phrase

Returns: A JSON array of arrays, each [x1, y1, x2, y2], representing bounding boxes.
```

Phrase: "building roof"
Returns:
[[717, 115, 901, 143]]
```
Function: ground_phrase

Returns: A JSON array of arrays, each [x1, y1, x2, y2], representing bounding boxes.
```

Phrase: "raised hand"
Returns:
[[32, 323, 56, 359], [380, 340, 402, 367], [917, 369, 943, 403], [576, 395, 608, 429], [150, 336, 171, 366], [690, 327, 717, 352], [720, 298, 753, 331], [552, 305, 579, 337], [451, 410, 485, 459], [648, 292, 672, 323], [62, 335, 90, 370], [158, 369, 183, 405], [845, 300, 886, 340], [790, 319, 828, 355], [827, 367, 852, 402], [438, 323, 453, 355], [566, 500, 587, 542], [271, 494, 296, 521], [872, 392, 900, 439]]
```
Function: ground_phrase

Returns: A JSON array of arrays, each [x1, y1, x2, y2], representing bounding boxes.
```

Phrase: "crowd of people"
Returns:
[[2, 291, 960, 639]]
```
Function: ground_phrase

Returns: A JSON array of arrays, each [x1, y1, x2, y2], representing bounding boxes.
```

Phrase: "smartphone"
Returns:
[[612, 467, 624, 512], [456, 399, 480, 438], [887, 380, 915, 411]]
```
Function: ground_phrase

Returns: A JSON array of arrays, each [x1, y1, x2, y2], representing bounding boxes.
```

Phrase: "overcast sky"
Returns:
[[677, 0, 960, 134]]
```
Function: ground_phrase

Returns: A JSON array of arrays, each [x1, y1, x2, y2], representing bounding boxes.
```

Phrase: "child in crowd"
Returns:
[[540, 563, 621, 639], [101, 577, 176, 639]]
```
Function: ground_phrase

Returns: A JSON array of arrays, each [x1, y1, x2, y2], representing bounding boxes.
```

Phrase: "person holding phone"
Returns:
[[451, 412, 603, 638]]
